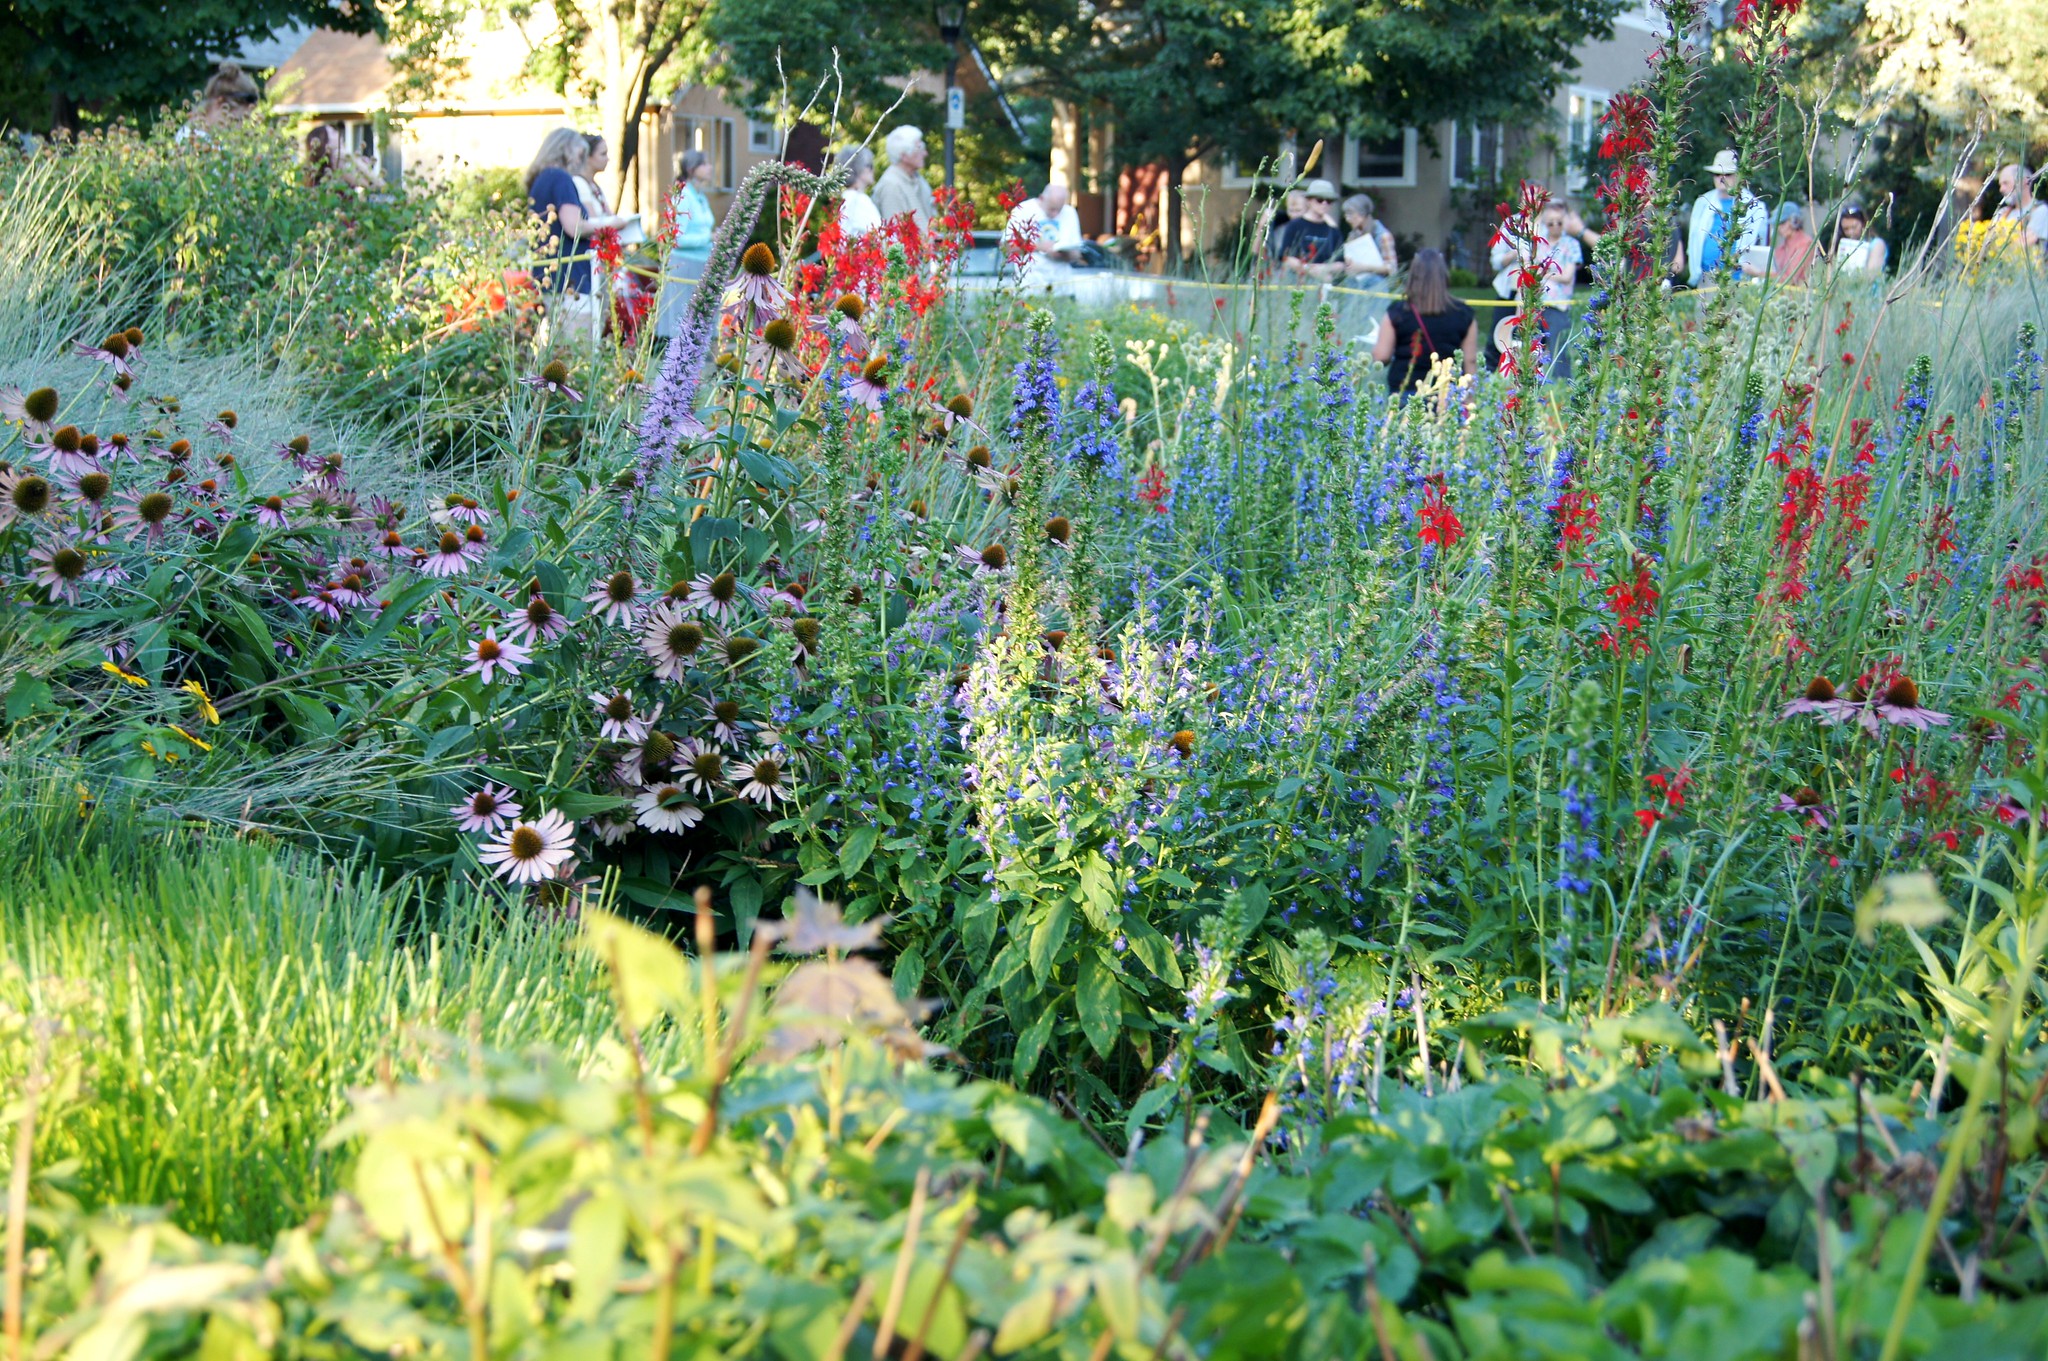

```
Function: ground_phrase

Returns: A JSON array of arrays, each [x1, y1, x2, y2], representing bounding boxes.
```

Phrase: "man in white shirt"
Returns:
[[1996, 164, 2048, 259], [1004, 181, 1085, 289], [872, 126, 936, 230], [1687, 149, 1769, 285]]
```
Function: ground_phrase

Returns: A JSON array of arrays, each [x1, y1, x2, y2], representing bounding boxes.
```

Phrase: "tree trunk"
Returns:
[[1164, 156, 1186, 273]]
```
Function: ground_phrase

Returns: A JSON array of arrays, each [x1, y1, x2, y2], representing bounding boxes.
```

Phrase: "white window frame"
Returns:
[[1447, 120, 1503, 190], [1565, 85, 1610, 194], [1347, 128, 1417, 188], [1220, 136, 1299, 190], [716, 117, 737, 190], [747, 118, 780, 155]]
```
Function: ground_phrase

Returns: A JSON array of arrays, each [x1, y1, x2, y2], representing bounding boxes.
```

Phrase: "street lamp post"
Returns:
[[936, 3, 964, 190]]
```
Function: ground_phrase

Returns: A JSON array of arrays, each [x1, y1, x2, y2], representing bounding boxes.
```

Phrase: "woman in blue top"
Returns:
[[657, 150, 719, 339], [525, 128, 626, 340]]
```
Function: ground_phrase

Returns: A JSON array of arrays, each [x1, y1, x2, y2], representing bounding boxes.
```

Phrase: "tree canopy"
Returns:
[[0, 0, 380, 130]]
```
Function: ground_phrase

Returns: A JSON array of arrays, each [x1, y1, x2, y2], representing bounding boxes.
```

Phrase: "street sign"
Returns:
[[945, 86, 965, 131]]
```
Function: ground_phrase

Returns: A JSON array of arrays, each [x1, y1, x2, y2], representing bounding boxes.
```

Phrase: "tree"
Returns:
[[1047, 0, 1627, 266], [0, 0, 380, 132]]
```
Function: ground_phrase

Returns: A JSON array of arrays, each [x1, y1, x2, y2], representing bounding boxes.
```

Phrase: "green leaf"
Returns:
[[1028, 898, 1072, 985], [1011, 1006, 1057, 1084], [1092, 1254, 1142, 1339], [1776, 1127, 1836, 1201], [552, 789, 631, 818], [1077, 852, 1118, 932], [993, 1285, 1058, 1353], [1077, 949, 1123, 1059], [838, 824, 880, 878], [1856, 871, 1951, 944], [1121, 916, 1184, 988], [5, 677, 52, 721], [566, 1189, 626, 1322], [578, 909, 691, 1029], [987, 1095, 1059, 1168]]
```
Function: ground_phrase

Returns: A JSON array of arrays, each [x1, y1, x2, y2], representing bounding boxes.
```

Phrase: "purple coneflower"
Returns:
[[34, 425, 101, 479], [113, 487, 178, 545], [28, 540, 90, 602], [478, 809, 578, 884], [674, 737, 728, 797], [955, 542, 1011, 578], [370, 529, 411, 560], [1776, 787, 1831, 829], [504, 592, 568, 644], [254, 495, 291, 530], [329, 570, 375, 608], [437, 493, 489, 526], [591, 816, 633, 846], [703, 696, 746, 746], [641, 602, 708, 681], [458, 524, 491, 562], [1872, 676, 1950, 731], [685, 570, 748, 623], [452, 783, 522, 833], [276, 435, 317, 470], [1, 385, 59, 435], [723, 243, 790, 330], [819, 298, 871, 358], [584, 569, 643, 626], [727, 751, 790, 807], [633, 782, 704, 833], [301, 589, 345, 623], [589, 691, 655, 742], [204, 410, 238, 442], [615, 727, 680, 784], [72, 333, 135, 378], [788, 615, 821, 663], [0, 469, 55, 530], [418, 530, 471, 577], [520, 360, 583, 400], [1779, 676, 1858, 725], [842, 354, 890, 411], [464, 629, 532, 684]]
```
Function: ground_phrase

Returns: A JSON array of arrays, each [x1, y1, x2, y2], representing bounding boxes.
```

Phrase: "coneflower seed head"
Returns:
[[24, 389, 57, 423], [52, 425, 82, 454], [741, 242, 777, 275], [834, 294, 864, 321], [1805, 676, 1836, 702], [762, 319, 797, 351]]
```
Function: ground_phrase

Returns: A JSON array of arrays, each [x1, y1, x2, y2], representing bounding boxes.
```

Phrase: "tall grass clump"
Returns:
[[0, 770, 650, 1242]]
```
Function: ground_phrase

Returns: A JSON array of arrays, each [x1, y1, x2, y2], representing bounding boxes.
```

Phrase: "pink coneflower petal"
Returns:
[[28, 540, 92, 602], [640, 601, 709, 681], [452, 783, 522, 833], [726, 751, 790, 807], [588, 691, 653, 742], [465, 628, 532, 684], [112, 487, 179, 545], [674, 737, 728, 797], [417, 529, 472, 577], [685, 571, 749, 623], [702, 696, 746, 746], [1872, 677, 1949, 731], [632, 782, 704, 833], [504, 593, 568, 643], [477, 809, 577, 884], [583, 569, 643, 626]]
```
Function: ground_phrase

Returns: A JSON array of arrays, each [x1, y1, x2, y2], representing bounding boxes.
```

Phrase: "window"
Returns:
[[716, 118, 737, 190], [1349, 129, 1416, 187], [1566, 87, 1610, 192], [748, 118, 779, 155], [344, 120, 376, 162], [1448, 121, 1502, 189]]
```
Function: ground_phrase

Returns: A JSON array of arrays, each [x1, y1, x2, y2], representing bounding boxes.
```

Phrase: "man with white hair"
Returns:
[[1004, 180, 1086, 289], [872, 126, 936, 230]]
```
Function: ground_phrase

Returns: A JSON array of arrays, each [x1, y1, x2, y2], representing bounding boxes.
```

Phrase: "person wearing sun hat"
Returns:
[[1277, 178, 1347, 282], [1687, 148, 1769, 286]]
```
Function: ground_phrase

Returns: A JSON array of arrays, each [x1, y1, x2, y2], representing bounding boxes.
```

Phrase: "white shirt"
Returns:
[[840, 189, 882, 238], [1005, 198, 1083, 254]]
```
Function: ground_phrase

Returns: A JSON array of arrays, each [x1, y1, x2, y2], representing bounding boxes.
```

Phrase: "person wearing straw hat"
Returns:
[[1687, 149, 1768, 286], [1277, 179, 1346, 282]]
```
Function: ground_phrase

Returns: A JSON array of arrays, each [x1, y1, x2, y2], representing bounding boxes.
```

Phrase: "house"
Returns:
[[1049, 1, 1676, 268], [266, 16, 794, 220]]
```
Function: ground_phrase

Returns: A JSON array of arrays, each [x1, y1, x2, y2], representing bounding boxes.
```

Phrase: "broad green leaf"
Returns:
[[1092, 1254, 1142, 1339], [994, 1285, 1058, 1354], [838, 824, 880, 878], [578, 909, 692, 1029], [1776, 1128, 1836, 1200], [1011, 1005, 1057, 1084], [1077, 949, 1123, 1059], [1856, 871, 1951, 944], [567, 1189, 626, 1322], [1028, 898, 1071, 985]]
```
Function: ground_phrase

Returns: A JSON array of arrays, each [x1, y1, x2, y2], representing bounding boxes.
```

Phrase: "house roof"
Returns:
[[269, 25, 575, 115], [271, 29, 393, 112]]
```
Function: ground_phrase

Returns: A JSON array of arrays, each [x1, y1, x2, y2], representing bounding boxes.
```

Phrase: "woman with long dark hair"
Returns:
[[1372, 249, 1477, 395]]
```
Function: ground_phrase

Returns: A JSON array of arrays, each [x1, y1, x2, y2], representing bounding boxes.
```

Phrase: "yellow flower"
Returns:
[[102, 660, 149, 687], [169, 724, 213, 753], [180, 679, 220, 725], [75, 783, 96, 818]]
